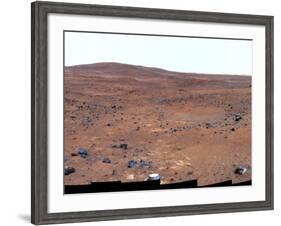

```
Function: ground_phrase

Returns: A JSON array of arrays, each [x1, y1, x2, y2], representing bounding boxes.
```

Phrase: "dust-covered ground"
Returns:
[[64, 62, 251, 186]]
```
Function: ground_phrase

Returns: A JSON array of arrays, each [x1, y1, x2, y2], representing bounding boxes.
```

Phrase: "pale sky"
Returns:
[[64, 31, 252, 75]]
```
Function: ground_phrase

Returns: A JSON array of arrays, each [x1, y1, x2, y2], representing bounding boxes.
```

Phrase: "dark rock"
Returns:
[[128, 160, 138, 168], [234, 114, 243, 122], [71, 152, 79, 157], [127, 159, 152, 169], [120, 143, 128, 149], [234, 166, 248, 175], [231, 128, 235, 132], [139, 160, 152, 169], [102, 157, 111, 164], [82, 116, 92, 126], [205, 123, 211, 129], [106, 123, 111, 126], [78, 148, 88, 158], [112, 143, 128, 150], [64, 166, 75, 175]]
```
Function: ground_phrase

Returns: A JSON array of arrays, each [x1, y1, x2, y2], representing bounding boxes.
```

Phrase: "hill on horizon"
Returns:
[[65, 62, 251, 80]]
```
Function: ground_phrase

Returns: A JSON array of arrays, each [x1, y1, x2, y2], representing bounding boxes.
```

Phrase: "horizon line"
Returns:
[[64, 61, 252, 77]]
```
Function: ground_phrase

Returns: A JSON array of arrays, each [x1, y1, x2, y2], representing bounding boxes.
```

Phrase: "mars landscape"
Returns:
[[64, 62, 252, 189]]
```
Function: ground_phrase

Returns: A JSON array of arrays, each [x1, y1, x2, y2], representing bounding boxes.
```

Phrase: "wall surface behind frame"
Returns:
[[0, 0, 279, 225]]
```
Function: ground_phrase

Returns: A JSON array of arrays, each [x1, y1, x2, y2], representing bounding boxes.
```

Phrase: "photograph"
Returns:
[[31, 2, 273, 224], [63, 31, 252, 193]]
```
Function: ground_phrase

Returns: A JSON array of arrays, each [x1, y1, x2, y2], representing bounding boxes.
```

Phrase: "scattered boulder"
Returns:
[[64, 166, 75, 175], [139, 160, 152, 169], [234, 166, 248, 175], [128, 160, 138, 168], [78, 148, 88, 158], [231, 128, 235, 132], [102, 157, 111, 164], [112, 143, 128, 150], [205, 123, 212, 129], [120, 143, 128, 149], [127, 159, 152, 169], [234, 113, 243, 122]]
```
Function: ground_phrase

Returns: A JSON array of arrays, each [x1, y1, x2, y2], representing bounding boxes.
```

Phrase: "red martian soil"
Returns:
[[64, 62, 251, 186]]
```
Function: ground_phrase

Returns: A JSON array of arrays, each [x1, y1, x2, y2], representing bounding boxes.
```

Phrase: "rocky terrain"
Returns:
[[64, 62, 252, 187]]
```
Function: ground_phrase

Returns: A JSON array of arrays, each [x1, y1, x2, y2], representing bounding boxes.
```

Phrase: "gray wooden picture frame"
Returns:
[[31, 1, 274, 225]]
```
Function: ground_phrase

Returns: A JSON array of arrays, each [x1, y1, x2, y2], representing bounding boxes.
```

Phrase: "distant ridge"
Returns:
[[65, 62, 251, 80], [65, 62, 185, 77]]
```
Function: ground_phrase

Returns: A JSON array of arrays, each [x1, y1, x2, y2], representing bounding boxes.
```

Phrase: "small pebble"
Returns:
[[102, 157, 111, 164], [128, 160, 138, 168], [64, 166, 75, 175], [78, 148, 88, 158]]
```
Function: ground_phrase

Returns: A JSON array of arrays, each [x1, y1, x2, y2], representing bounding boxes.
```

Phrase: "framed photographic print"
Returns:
[[31, 1, 274, 225]]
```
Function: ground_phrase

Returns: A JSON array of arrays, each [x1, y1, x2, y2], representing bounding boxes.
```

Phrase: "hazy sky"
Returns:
[[65, 31, 252, 75]]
